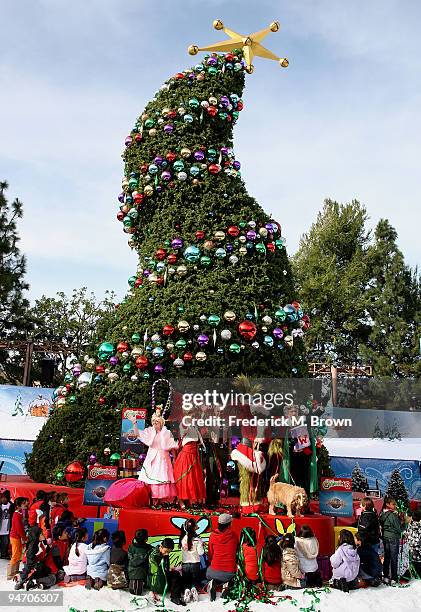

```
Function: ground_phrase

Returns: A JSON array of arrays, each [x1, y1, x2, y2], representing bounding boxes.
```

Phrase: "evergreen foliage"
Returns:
[[386, 468, 410, 508], [351, 462, 368, 492]]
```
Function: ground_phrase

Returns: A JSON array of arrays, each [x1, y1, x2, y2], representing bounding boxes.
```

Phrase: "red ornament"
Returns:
[[134, 278, 143, 287], [225, 53, 234, 62], [168, 110, 177, 119], [135, 356, 149, 370], [208, 164, 221, 175], [156, 277, 165, 286], [64, 461, 85, 483], [133, 192, 144, 205], [227, 225, 240, 237], [95, 365, 105, 374], [166, 151, 177, 163], [116, 342, 129, 353], [183, 352, 193, 362], [175, 72, 185, 80], [98, 397, 106, 405], [162, 324, 175, 337], [302, 314, 311, 330], [65, 384, 71, 391], [292, 301, 301, 310], [117, 211, 124, 221], [168, 181, 175, 189], [267, 242, 275, 253], [207, 106, 218, 117], [237, 101, 244, 111], [238, 320, 257, 341], [140, 163, 148, 174], [167, 253, 177, 264], [134, 133, 142, 142], [155, 248, 167, 261], [195, 230, 205, 240], [170, 353, 176, 360]]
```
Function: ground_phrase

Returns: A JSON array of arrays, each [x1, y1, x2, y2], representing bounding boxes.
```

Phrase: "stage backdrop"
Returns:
[[331, 456, 421, 500], [0, 385, 54, 475]]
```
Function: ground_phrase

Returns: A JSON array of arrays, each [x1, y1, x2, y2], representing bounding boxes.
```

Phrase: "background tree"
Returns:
[[385, 469, 409, 509], [0, 180, 32, 383], [27, 50, 311, 482], [351, 462, 368, 492], [29, 287, 116, 385], [292, 199, 371, 365], [359, 219, 420, 377]]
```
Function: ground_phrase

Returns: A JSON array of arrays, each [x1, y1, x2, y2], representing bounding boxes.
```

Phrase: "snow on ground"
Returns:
[[1, 560, 421, 612], [324, 437, 421, 460]]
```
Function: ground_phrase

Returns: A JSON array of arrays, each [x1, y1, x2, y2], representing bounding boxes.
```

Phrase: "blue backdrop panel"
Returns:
[[331, 456, 421, 500], [0, 439, 33, 475]]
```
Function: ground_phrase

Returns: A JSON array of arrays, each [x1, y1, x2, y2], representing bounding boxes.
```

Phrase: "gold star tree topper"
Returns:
[[188, 19, 289, 73]]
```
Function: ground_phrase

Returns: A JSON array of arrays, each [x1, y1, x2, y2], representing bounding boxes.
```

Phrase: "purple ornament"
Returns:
[[109, 356, 118, 366], [143, 269, 151, 277], [154, 364, 165, 374], [161, 170, 172, 182], [246, 230, 257, 241], [232, 160, 241, 170], [231, 436, 240, 448], [220, 146, 229, 156], [220, 95, 230, 107], [139, 453, 146, 462], [188, 72, 196, 79], [207, 57, 218, 67], [273, 327, 284, 339], [193, 150, 205, 161], [118, 192, 125, 203], [163, 124, 174, 134], [197, 334, 209, 346], [156, 185, 163, 194], [89, 453, 97, 464], [222, 478, 229, 486], [72, 366, 81, 377], [154, 155, 164, 166], [226, 243, 233, 253], [265, 223, 274, 232], [124, 136, 132, 146], [171, 238, 183, 249]]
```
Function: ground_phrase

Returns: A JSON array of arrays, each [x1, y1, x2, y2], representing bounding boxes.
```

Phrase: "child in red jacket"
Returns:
[[28, 491, 47, 527], [241, 527, 259, 583], [262, 535, 282, 588], [7, 497, 29, 580], [206, 514, 239, 601], [14, 526, 56, 590], [45, 525, 70, 582]]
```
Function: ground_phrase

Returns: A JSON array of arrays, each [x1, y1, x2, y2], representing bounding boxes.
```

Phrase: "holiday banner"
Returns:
[[0, 385, 54, 440], [83, 465, 118, 506], [331, 456, 421, 500], [0, 439, 33, 475], [319, 477, 353, 517], [120, 408, 147, 453]]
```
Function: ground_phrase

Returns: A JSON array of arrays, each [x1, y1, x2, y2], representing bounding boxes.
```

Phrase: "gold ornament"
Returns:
[[144, 185, 154, 197], [224, 310, 236, 322], [176, 265, 188, 276], [177, 320, 190, 333], [180, 147, 191, 158], [214, 230, 226, 241], [203, 240, 214, 250], [195, 351, 207, 362], [188, 20, 289, 72]]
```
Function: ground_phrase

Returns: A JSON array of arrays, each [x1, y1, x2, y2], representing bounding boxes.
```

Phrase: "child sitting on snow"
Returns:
[[330, 529, 360, 592], [107, 530, 128, 590], [63, 527, 89, 582], [14, 526, 56, 590], [85, 528, 111, 590]]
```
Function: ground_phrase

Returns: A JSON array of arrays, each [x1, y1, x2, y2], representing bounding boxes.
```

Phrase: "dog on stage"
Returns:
[[267, 474, 308, 517]]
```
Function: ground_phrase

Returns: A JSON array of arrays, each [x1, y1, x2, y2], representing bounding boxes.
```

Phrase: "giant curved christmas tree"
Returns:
[[27, 21, 311, 484]]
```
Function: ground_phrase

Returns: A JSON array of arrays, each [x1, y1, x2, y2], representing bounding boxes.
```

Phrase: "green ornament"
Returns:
[[208, 314, 221, 327], [67, 395, 77, 404], [143, 372, 150, 379], [207, 148, 217, 158], [275, 308, 287, 322], [128, 276, 137, 287], [144, 118, 155, 128], [56, 471, 64, 480], [208, 67, 218, 76], [239, 221, 247, 228], [229, 343, 241, 354], [123, 363, 132, 373], [175, 339, 187, 350], [188, 97, 200, 109], [232, 111, 239, 120], [275, 239, 284, 249], [256, 243, 266, 254], [123, 217, 132, 227], [200, 255, 212, 267], [109, 452, 121, 464], [98, 342, 114, 360], [177, 305, 185, 313], [164, 239, 171, 248], [131, 333, 141, 343], [64, 373, 73, 383]]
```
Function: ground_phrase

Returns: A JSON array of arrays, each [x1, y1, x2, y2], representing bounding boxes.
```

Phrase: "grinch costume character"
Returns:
[[131, 409, 178, 502]]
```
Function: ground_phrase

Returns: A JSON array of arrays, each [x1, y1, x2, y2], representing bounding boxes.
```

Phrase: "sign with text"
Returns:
[[319, 477, 353, 517], [120, 408, 147, 453], [83, 464, 117, 506], [290, 425, 311, 451]]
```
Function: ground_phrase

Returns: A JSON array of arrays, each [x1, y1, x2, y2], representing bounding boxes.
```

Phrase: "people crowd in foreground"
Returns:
[[0, 488, 420, 604]]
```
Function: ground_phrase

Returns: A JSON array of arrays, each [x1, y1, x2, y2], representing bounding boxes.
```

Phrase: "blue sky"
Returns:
[[1, 0, 420, 302]]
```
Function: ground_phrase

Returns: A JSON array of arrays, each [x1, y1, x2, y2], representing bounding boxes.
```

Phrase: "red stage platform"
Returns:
[[118, 508, 335, 557]]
